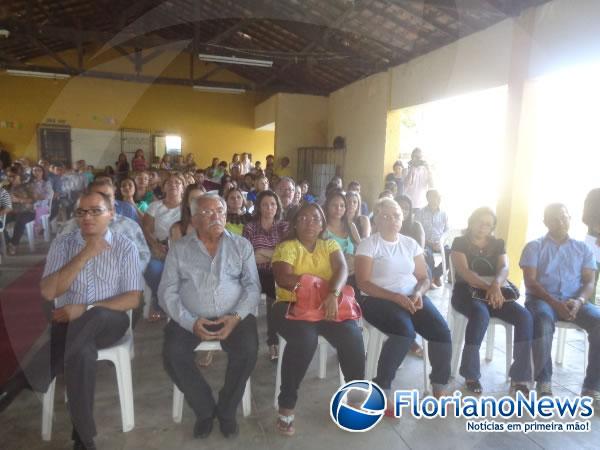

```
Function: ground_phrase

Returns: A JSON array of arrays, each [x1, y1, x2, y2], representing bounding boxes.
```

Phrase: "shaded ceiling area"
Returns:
[[0, 0, 551, 95]]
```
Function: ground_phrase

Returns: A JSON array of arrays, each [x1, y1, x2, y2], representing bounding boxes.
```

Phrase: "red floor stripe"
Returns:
[[0, 263, 48, 385]]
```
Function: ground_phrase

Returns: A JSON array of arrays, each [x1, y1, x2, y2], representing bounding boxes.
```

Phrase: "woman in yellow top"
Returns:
[[271, 202, 365, 436]]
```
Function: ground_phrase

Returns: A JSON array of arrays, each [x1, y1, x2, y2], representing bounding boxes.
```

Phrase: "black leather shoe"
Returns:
[[219, 418, 239, 438], [193, 416, 214, 439], [72, 430, 96, 450]]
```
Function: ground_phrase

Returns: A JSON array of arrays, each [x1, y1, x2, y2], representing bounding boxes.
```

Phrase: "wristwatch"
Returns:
[[576, 296, 586, 304], [230, 311, 241, 321], [331, 288, 341, 298]]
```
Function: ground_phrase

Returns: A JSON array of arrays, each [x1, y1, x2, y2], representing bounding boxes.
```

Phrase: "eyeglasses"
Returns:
[[380, 213, 402, 222], [197, 208, 226, 217], [297, 215, 323, 225], [75, 207, 108, 217]]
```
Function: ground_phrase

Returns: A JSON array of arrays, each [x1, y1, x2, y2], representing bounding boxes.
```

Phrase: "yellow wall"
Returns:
[[0, 49, 274, 167], [328, 72, 390, 208], [272, 93, 329, 177], [254, 95, 277, 129]]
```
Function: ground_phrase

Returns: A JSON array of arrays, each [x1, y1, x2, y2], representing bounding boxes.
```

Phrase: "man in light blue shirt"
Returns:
[[416, 189, 449, 286], [160, 193, 260, 439], [520, 203, 600, 405], [0, 191, 142, 449]]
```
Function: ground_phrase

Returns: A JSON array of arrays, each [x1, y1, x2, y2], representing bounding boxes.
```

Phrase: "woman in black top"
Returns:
[[450, 207, 532, 395]]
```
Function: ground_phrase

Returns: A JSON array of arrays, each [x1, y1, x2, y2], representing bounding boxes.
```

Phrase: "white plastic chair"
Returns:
[[446, 255, 514, 381], [41, 309, 135, 441], [26, 198, 53, 251], [274, 335, 343, 408], [555, 321, 588, 368], [363, 320, 431, 394], [439, 229, 463, 283], [142, 282, 152, 319], [172, 341, 252, 423]]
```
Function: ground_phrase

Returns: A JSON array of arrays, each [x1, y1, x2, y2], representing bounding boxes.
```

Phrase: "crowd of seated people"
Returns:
[[0, 146, 600, 449]]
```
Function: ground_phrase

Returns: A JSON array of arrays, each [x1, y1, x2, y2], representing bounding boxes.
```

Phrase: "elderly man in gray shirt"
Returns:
[[159, 193, 260, 439]]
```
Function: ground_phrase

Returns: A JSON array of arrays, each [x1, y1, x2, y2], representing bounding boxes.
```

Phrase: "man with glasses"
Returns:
[[275, 177, 299, 221], [160, 193, 260, 439], [520, 203, 600, 408], [0, 190, 142, 449], [58, 180, 150, 274]]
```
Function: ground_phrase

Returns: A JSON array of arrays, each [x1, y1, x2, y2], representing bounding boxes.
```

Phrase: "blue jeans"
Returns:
[[144, 258, 165, 310], [526, 297, 600, 391], [452, 283, 533, 382], [360, 295, 451, 389]]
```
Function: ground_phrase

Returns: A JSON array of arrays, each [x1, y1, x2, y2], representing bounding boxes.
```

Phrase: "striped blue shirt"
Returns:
[[159, 230, 261, 332], [43, 229, 143, 307]]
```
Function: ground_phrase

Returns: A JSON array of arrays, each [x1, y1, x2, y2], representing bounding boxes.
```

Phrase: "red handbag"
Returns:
[[285, 274, 362, 322]]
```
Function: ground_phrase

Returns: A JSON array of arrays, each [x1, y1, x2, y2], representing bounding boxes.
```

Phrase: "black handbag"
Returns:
[[469, 255, 520, 301]]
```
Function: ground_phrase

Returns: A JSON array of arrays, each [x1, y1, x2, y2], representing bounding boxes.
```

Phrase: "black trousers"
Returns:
[[272, 302, 365, 410], [258, 270, 277, 346], [25, 307, 129, 442], [4, 211, 35, 246], [162, 316, 258, 422]]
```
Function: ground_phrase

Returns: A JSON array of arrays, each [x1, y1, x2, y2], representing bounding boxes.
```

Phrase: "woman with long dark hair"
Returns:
[[323, 189, 360, 283], [243, 190, 289, 360], [345, 190, 371, 239], [169, 184, 206, 241], [450, 207, 532, 395], [224, 187, 251, 235]]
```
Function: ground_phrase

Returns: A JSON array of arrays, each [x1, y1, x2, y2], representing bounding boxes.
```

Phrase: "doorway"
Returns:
[[38, 125, 71, 166]]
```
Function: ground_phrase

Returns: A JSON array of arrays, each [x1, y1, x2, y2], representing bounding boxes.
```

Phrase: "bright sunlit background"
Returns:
[[525, 62, 600, 241], [397, 86, 508, 230]]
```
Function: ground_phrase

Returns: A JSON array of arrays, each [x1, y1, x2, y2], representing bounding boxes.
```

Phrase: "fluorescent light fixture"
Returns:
[[193, 85, 246, 94], [6, 69, 71, 80], [198, 53, 272, 68]]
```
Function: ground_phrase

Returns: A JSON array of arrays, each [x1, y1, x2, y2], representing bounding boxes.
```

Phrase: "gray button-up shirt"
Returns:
[[158, 229, 261, 332]]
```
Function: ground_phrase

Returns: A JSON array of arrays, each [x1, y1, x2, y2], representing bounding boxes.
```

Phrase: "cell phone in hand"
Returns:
[[205, 323, 225, 333]]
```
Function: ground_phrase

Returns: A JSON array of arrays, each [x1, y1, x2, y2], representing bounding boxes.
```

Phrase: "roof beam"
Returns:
[[259, 0, 376, 88], [0, 62, 250, 90]]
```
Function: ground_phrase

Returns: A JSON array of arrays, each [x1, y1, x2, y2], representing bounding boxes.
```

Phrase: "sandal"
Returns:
[[409, 342, 424, 358], [510, 383, 530, 396], [269, 345, 279, 361], [465, 380, 483, 394], [7, 243, 16, 256], [147, 310, 162, 322], [276, 415, 295, 436]]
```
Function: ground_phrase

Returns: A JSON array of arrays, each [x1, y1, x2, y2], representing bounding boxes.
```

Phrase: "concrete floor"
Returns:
[[1, 243, 599, 449]]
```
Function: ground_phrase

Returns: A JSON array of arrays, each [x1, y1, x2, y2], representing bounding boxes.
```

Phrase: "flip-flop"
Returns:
[[465, 380, 483, 394]]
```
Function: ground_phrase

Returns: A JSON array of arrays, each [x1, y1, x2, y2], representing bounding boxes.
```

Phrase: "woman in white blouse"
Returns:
[[142, 174, 183, 320], [355, 197, 451, 405]]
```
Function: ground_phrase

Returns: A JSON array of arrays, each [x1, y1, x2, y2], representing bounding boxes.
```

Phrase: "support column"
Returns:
[[495, 9, 537, 284]]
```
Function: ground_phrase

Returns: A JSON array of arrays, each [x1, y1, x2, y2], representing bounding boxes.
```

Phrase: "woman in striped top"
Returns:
[[243, 190, 288, 360]]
